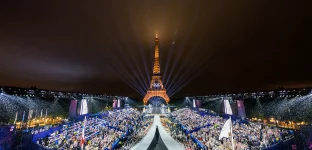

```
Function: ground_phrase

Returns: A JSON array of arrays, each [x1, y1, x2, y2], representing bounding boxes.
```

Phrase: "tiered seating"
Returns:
[[116, 117, 154, 150], [35, 108, 146, 149], [42, 118, 111, 149], [170, 108, 294, 150]]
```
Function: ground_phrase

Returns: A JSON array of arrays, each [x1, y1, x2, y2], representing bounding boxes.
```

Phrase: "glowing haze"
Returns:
[[0, 1, 311, 99]]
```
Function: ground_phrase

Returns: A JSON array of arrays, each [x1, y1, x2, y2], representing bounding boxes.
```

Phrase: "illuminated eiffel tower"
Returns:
[[143, 34, 170, 104]]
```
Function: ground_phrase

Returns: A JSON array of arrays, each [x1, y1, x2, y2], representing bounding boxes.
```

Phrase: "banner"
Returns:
[[69, 100, 78, 118], [224, 99, 233, 115], [80, 99, 88, 115], [237, 100, 246, 118]]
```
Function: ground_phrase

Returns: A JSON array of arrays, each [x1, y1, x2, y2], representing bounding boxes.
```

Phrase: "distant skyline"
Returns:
[[0, 1, 311, 99]]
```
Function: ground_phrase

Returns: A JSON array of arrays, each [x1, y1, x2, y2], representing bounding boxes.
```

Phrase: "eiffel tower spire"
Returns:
[[153, 34, 160, 75]]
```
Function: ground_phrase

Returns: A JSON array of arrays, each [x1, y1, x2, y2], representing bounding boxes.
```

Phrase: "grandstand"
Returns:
[[0, 86, 311, 149]]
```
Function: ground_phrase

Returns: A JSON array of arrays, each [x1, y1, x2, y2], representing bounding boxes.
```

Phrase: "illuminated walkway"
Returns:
[[131, 115, 185, 150]]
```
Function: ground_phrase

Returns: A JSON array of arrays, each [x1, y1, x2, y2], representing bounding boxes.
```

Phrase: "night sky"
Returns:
[[0, 1, 311, 99]]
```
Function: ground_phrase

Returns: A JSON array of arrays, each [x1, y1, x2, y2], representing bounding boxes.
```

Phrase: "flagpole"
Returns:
[[230, 116, 235, 150], [13, 111, 18, 134], [26, 111, 29, 132], [81, 116, 86, 150], [45, 109, 47, 125], [13, 111, 18, 126], [35, 109, 37, 126], [21, 111, 25, 130], [40, 109, 43, 119]]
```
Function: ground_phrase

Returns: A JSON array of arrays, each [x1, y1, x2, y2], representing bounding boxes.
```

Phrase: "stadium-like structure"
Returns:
[[0, 85, 311, 150]]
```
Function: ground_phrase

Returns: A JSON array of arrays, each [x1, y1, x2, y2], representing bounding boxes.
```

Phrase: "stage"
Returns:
[[131, 115, 184, 150], [145, 105, 169, 114]]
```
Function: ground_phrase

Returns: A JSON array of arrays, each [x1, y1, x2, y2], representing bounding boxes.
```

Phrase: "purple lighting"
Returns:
[[196, 100, 201, 108], [113, 99, 117, 108], [237, 100, 246, 118], [69, 100, 78, 118]]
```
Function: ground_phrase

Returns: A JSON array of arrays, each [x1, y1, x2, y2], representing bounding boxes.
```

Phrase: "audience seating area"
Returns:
[[30, 107, 296, 150], [169, 108, 295, 150], [33, 108, 147, 150]]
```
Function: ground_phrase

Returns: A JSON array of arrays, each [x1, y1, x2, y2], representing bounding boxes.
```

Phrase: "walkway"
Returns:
[[131, 115, 185, 150]]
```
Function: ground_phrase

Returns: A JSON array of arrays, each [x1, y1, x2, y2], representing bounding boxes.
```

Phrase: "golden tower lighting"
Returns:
[[143, 34, 170, 104]]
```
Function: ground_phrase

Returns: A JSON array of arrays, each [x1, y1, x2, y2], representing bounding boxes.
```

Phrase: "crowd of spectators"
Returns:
[[33, 107, 295, 150], [171, 108, 216, 131], [116, 117, 153, 150], [170, 108, 294, 150], [35, 108, 149, 150], [31, 125, 51, 135], [37, 117, 118, 149], [161, 117, 198, 150]]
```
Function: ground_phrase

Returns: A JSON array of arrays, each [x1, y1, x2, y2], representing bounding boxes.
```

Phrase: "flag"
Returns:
[[80, 116, 87, 148], [219, 116, 235, 150], [219, 117, 232, 140], [28, 110, 33, 120]]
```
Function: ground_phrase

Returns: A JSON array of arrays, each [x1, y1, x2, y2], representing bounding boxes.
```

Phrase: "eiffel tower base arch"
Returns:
[[143, 90, 170, 105]]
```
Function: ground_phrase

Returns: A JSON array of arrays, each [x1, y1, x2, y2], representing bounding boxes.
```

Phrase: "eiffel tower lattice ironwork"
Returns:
[[143, 34, 170, 104]]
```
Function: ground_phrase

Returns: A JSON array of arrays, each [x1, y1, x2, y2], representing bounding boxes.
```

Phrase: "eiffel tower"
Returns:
[[143, 34, 170, 104]]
